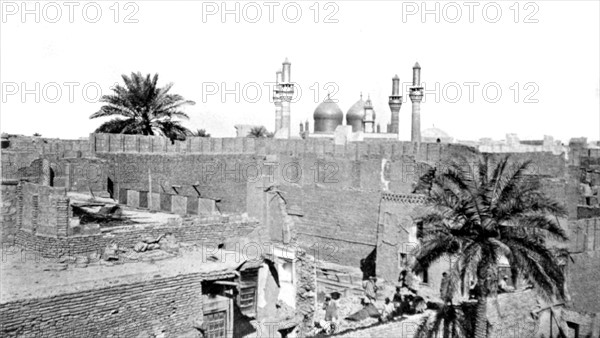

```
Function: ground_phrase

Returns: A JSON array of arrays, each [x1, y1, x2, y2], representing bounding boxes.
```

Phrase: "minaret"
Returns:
[[364, 95, 375, 133], [409, 62, 423, 143], [273, 69, 283, 132], [388, 74, 402, 134], [279, 58, 294, 138]]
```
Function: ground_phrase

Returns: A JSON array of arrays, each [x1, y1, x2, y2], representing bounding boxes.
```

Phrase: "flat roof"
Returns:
[[1, 248, 259, 303]]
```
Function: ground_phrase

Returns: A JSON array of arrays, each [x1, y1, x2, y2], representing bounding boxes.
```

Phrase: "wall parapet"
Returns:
[[89, 133, 476, 163]]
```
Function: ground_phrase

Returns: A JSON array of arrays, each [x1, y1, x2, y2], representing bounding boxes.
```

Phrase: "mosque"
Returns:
[[271, 59, 452, 143]]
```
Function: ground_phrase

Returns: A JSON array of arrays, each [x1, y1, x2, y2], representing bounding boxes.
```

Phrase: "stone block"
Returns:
[[171, 195, 187, 215], [127, 190, 139, 208], [187, 196, 199, 215], [160, 193, 171, 212], [199, 198, 216, 214], [150, 193, 161, 211]]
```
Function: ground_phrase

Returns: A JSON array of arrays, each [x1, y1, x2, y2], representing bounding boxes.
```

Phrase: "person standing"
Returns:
[[363, 276, 378, 303], [440, 272, 450, 300]]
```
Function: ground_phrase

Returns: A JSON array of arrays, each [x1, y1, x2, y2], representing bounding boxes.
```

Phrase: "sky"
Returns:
[[1, 0, 599, 143]]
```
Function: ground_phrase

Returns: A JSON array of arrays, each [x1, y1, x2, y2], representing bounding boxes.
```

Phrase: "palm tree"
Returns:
[[90, 72, 195, 141], [413, 155, 568, 338], [247, 126, 272, 138], [189, 129, 210, 137]]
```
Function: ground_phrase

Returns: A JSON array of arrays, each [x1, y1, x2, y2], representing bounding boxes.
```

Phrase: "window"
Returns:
[[203, 311, 227, 338], [238, 268, 259, 317]]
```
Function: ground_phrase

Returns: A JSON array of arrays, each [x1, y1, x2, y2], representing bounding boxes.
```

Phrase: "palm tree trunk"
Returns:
[[473, 296, 487, 338]]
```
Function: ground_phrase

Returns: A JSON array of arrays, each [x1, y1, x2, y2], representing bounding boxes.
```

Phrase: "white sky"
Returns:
[[1, 0, 599, 143]]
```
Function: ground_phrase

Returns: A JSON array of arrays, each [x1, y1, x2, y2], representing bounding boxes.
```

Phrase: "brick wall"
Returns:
[[0, 272, 211, 337], [1, 180, 19, 244], [568, 218, 600, 253], [13, 216, 261, 259], [568, 250, 600, 314], [375, 193, 426, 283], [487, 290, 540, 338], [1, 136, 90, 157], [97, 153, 251, 213], [280, 185, 381, 267], [19, 182, 69, 237], [295, 249, 317, 335], [90, 133, 478, 164]]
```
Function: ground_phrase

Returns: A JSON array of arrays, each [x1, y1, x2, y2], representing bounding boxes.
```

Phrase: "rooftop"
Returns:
[[0, 247, 257, 303]]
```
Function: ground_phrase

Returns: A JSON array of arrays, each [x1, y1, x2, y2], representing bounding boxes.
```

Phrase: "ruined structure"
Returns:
[[2, 131, 599, 337]]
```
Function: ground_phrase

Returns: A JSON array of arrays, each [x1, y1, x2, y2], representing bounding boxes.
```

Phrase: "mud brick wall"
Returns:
[[375, 193, 427, 283], [568, 218, 600, 253], [1, 180, 19, 244], [56, 157, 109, 193], [295, 249, 317, 335], [561, 309, 598, 338], [19, 182, 69, 237], [0, 272, 210, 337], [1, 152, 42, 180], [90, 133, 478, 164], [1, 136, 90, 156], [486, 290, 539, 338], [280, 185, 380, 267], [13, 217, 261, 258], [568, 250, 600, 314], [14, 229, 104, 259], [97, 153, 253, 214]]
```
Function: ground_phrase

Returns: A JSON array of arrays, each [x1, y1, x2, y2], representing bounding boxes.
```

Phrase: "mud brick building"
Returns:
[[1, 132, 599, 337]]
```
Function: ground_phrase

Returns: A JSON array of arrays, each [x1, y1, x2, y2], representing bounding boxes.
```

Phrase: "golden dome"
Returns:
[[313, 96, 343, 133], [346, 98, 365, 122]]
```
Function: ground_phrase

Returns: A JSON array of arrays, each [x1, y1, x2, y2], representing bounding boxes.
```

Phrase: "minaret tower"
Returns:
[[279, 58, 294, 138], [364, 95, 376, 133], [273, 69, 283, 132], [409, 62, 423, 143], [388, 74, 402, 134]]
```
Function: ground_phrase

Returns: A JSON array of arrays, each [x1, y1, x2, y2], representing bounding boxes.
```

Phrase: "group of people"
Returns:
[[316, 273, 427, 335]]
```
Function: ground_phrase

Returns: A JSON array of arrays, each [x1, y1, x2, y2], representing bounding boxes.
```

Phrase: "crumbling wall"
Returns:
[[0, 272, 207, 337], [295, 248, 317, 335], [19, 182, 69, 237], [1, 180, 19, 244], [12, 216, 260, 259]]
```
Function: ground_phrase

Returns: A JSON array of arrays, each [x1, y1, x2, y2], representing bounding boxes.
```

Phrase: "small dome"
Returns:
[[314, 97, 343, 120], [346, 96, 366, 132], [313, 96, 343, 133], [346, 98, 365, 122]]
